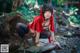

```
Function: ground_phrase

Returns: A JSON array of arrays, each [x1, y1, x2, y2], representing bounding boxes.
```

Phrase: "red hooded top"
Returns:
[[28, 8, 55, 33]]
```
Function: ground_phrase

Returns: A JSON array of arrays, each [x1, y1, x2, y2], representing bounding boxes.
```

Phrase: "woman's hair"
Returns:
[[42, 3, 53, 14]]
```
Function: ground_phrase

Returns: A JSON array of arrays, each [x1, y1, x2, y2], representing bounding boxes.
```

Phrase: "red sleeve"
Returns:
[[29, 16, 42, 32], [35, 21, 42, 32]]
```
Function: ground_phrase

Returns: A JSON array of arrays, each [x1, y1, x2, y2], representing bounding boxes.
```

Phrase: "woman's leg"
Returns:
[[16, 23, 30, 48], [16, 23, 29, 38]]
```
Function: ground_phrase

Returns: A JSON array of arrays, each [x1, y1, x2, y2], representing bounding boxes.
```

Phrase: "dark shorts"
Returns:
[[16, 23, 29, 38]]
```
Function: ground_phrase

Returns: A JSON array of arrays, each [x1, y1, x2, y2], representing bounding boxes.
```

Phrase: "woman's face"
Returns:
[[44, 11, 51, 20]]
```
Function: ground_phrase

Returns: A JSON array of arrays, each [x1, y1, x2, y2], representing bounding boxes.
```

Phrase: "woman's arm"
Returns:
[[35, 31, 40, 43], [49, 25, 56, 42], [51, 32, 56, 42]]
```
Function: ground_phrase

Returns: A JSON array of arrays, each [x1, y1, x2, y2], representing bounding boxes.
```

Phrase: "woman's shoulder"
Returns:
[[33, 16, 42, 22]]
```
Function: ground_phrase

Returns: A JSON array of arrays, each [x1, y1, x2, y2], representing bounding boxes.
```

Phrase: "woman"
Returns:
[[16, 3, 55, 47]]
